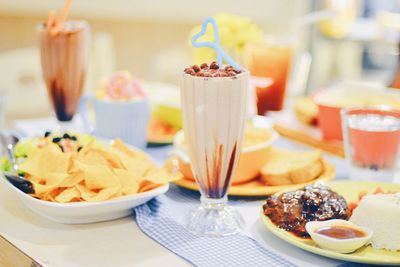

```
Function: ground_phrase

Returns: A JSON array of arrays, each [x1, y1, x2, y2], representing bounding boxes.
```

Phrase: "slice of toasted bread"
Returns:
[[294, 96, 318, 126], [260, 149, 323, 186]]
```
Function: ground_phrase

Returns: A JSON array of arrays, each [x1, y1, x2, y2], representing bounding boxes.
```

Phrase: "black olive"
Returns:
[[44, 131, 51, 137], [52, 137, 61, 143], [58, 145, 64, 152], [71, 136, 77, 141], [369, 164, 379, 171], [63, 133, 71, 139], [77, 146, 83, 152]]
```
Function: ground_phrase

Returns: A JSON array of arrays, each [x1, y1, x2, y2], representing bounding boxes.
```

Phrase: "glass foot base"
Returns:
[[185, 197, 244, 237], [55, 119, 76, 133]]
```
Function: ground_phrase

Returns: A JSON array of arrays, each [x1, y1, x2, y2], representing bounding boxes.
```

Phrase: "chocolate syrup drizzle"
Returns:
[[203, 142, 238, 198]]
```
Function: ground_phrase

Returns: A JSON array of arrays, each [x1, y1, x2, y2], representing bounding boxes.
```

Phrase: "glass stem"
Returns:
[[58, 120, 74, 134], [200, 195, 228, 210]]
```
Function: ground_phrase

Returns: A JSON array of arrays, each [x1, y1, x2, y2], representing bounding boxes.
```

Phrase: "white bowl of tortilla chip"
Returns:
[[0, 137, 173, 224], [0, 176, 168, 224]]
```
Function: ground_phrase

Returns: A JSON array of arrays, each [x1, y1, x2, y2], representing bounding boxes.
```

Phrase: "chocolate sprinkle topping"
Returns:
[[184, 61, 243, 77]]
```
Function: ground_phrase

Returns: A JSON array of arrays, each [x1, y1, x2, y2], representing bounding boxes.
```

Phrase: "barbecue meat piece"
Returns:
[[263, 184, 349, 238]]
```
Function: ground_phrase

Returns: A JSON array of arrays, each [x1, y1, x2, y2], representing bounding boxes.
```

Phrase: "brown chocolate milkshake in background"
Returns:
[[38, 21, 90, 121]]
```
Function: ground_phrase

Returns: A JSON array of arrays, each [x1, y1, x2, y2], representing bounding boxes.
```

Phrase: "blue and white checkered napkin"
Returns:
[[134, 185, 296, 267]]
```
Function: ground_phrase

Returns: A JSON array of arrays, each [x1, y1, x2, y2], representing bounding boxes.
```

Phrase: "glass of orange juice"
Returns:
[[244, 38, 292, 114]]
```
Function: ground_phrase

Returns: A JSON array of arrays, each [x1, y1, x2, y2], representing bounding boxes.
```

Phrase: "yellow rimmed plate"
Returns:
[[168, 158, 335, 196], [261, 181, 400, 265]]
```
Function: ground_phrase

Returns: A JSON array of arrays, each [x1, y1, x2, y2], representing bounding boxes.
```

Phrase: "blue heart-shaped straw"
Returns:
[[191, 16, 241, 71]]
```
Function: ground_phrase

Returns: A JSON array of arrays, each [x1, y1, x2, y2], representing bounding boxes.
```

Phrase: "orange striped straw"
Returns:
[[47, 0, 73, 35]]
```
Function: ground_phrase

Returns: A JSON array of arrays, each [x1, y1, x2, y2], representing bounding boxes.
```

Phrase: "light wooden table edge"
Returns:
[[0, 233, 42, 267], [273, 124, 345, 158]]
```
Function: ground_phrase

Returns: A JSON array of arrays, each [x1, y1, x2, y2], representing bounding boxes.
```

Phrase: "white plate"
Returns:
[[0, 138, 169, 224]]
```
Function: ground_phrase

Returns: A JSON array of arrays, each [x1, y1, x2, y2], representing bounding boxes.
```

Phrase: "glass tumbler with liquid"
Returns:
[[341, 107, 400, 182], [244, 39, 292, 114]]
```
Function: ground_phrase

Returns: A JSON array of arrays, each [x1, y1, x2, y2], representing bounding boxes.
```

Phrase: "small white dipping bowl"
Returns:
[[306, 219, 373, 254]]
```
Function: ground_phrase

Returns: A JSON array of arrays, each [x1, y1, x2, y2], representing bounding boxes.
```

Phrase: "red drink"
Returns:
[[349, 114, 400, 169], [244, 42, 292, 113], [342, 108, 400, 182]]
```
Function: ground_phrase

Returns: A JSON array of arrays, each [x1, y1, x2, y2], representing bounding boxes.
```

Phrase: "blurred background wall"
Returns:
[[0, 0, 398, 123], [0, 0, 309, 81], [0, 0, 309, 121]]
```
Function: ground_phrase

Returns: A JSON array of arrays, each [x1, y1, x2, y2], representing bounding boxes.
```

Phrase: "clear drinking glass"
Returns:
[[180, 71, 248, 236], [341, 107, 400, 182], [243, 37, 292, 114], [38, 21, 91, 131]]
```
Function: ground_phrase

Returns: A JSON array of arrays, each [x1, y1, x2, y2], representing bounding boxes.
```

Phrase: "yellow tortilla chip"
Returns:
[[75, 184, 96, 198], [110, 147, 155, 178], [19, 143, 71, 178], [58, 172, 85, 188], [76, 184, 120, 202], [112, 139, 148, 159], [138, 168, 182, 193], [73, 150, 109, 167], [42, 187, 65, 202], [113, 168, 139, 195], [55, 187, 81, 203], [90, 148, 123, 169], [74, 160, 120, 190], [31, 182, 57, 198], [30, 172, 69, 197], [141, 168, 182, 184], [43, 172, 69, 186], [24, 173, 42, 184], [79, 139, 96, 154], [138, 180, 160, 193]]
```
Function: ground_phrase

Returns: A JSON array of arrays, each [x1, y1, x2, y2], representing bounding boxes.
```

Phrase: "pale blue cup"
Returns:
[[78, 94, 150, 149]]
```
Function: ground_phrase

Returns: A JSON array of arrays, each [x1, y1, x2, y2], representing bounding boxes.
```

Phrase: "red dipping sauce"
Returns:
[[315, 226, 367, 240]]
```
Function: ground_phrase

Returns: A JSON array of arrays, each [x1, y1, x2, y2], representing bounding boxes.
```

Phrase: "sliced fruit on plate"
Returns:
[[147, 117, 179, 144]]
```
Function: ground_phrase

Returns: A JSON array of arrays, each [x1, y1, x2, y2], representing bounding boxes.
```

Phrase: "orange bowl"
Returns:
[[173, 127, 279, 184], [316, 103, 342, 141], [314, 82, 400, 141]]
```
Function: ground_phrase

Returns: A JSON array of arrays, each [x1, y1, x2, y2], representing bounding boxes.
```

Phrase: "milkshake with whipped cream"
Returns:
[[181, 61, 248, 236]]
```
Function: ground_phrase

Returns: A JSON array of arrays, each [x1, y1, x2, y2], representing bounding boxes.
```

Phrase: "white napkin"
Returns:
[[13, 116, 86, 137]]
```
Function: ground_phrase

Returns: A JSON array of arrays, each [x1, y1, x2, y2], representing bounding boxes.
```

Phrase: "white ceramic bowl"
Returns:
[[0, 175, 168, 224], [306, 219, 373, 254], [0, 137, 169, 224]]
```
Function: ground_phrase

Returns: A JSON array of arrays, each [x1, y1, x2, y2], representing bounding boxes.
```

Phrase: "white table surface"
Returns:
[[0, 184, 189, 267]]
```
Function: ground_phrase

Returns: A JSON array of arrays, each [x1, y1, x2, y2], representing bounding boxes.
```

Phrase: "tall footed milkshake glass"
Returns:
[[38, 20, 90, 132], [180, 65, 248, 236]]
